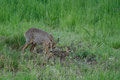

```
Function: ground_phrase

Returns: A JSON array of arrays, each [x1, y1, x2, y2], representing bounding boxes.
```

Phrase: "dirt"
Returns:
[[35, 41, 97, 66]]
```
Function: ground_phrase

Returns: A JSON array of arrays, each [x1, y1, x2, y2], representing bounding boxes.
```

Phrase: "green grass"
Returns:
[[0, 0, 120, 80]]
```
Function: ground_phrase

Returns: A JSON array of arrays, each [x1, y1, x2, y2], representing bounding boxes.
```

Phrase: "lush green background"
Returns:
[[0, 0, 120, 80]]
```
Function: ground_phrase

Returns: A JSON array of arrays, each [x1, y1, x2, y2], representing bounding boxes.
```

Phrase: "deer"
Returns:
[[22, 28, 59, 64], [47, 47, 71, 65]]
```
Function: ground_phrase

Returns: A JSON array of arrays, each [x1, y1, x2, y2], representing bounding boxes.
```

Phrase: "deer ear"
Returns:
[[56, 38, 59, 43]]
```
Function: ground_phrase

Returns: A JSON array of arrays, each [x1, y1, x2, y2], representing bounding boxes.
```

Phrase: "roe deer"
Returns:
[[47, 47, 71, 65], [22, 28, 59, 64]]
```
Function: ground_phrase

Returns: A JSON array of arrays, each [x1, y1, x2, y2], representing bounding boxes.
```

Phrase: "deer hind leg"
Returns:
[[30, 43, 36, 53], [22, 43, 29, 53], [22, 39, 33, 53]]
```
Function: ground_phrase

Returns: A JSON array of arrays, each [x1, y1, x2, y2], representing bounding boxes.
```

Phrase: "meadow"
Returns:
[[0, 0, 120, 80]]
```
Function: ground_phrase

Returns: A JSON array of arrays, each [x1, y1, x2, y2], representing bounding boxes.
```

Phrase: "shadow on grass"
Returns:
[[0, 34, 25, 50], [112, 42, 120, 49]]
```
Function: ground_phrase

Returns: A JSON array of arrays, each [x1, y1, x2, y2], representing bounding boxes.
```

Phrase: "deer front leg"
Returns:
[[43, 50, 48, 65], [43, 52, 46, 65], [43, 42, 50, 64]]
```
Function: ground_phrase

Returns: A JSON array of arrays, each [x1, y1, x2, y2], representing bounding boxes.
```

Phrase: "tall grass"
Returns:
[[0, 0, 120, 57], [0, 0, 120, 43], [0, 0, 120, 80], [0, 0, 119, 29]]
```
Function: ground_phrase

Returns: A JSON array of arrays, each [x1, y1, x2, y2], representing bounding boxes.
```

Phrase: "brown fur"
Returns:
[[47, 47, 70, 65], [22, 28, 58, 64]]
